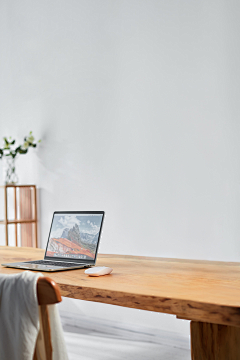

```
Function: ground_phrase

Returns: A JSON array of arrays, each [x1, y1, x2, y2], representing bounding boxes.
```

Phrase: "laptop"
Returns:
[[2, 211, 105, 272]]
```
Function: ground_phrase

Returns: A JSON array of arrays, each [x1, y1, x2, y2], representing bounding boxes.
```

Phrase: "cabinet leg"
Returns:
[[191, 321, 240, 360], [4, 186, 8, 246]]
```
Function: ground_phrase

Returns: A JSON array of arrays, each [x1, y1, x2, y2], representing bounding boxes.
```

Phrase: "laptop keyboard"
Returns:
[[25, 260, 85, 267]]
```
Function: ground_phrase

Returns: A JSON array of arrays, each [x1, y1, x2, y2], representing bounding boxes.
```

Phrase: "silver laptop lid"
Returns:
[[44, 211, 105, 265]]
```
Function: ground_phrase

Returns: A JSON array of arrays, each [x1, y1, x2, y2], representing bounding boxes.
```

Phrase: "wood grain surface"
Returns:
[[20, 187, 34, 247], [191, 321, 240, 360], [1, 246, 240, 327]]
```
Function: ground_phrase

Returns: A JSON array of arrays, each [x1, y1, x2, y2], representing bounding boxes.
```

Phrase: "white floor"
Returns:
[[63, 326, 191, 360]]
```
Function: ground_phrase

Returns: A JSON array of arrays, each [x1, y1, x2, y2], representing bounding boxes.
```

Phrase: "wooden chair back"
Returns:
[[33, 277, 62, 360]]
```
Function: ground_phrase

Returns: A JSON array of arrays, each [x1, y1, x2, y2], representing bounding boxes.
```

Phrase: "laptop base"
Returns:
[[1, 262, 90, 272]]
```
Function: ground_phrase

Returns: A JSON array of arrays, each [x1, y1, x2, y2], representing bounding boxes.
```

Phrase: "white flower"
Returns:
[[21, 141, 29, 150], [26, 135, 34, 143]]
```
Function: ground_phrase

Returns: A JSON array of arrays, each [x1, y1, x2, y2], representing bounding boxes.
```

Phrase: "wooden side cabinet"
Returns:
[[0, 185, 38, 247]]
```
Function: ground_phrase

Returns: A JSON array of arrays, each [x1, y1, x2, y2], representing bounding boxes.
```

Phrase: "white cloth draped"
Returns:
[[0, 271, 68, 360]]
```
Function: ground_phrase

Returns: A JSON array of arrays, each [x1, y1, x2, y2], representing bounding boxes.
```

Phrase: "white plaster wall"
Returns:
[[0, 0, 240, 338]]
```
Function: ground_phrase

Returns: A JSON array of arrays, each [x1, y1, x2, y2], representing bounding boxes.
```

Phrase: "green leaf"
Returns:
[[4, 137, 9, 145], [17, 148, 28, 154]]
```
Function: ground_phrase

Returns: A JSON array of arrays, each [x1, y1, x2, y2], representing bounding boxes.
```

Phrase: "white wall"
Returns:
[[0, 0, 240, 338]]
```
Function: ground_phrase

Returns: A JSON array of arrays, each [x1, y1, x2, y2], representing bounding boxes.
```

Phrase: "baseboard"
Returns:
[[59, 310, 190, 350]]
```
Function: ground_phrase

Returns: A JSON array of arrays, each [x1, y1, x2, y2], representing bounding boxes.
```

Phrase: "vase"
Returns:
[[3, 156, 19, 185]]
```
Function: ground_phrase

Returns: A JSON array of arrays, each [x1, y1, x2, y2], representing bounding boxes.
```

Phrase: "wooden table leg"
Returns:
[[191, 321, 240, 360]]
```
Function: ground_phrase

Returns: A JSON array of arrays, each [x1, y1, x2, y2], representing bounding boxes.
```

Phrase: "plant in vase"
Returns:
[[0, 132, 41, 185]]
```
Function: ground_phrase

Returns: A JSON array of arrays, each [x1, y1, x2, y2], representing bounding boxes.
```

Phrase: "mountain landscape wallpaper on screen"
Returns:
[[46, 214, 102, 260]]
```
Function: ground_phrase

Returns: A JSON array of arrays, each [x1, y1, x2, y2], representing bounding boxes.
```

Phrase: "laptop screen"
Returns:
[[45, 211, 104, 263]]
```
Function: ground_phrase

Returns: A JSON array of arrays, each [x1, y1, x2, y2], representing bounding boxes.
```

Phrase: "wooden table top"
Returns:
[[1, 246, 240, 327]]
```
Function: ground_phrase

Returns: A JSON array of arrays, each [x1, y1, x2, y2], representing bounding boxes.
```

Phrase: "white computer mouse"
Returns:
[[85, 266, 113, 277]]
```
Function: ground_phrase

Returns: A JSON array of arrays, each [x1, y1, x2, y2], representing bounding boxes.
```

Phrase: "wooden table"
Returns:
[[1, 246, 240, 360]]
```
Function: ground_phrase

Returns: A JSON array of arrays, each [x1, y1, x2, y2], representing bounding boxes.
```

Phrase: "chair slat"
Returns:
[[37, 277, 62, 305]]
